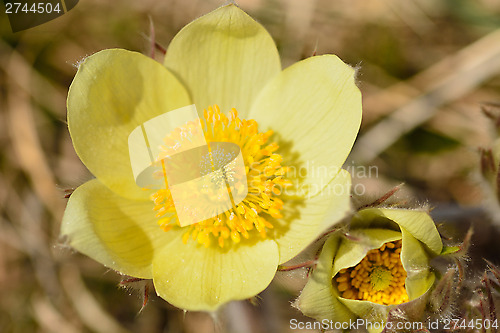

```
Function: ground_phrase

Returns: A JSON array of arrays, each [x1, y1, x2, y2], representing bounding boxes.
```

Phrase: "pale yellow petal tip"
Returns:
[[164, 0, 280, 117], [67, 48, 190, 201], [248, 54, 362, 200], [151, 239, 279, 312], [60, 180, 160, 279]]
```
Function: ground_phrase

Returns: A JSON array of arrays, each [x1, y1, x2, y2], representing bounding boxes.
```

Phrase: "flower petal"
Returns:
[[353, 208, 442, 255], [296, 236, 355, 322], [338, 297, 388, 329], [68, 49, 191, 200], [332, 229, 402, 277], [164, 4, 281, 118], [400, 227, 436, 300], [248, 55, 362, 196], [275, 169, 352, 264], [61, 179, 178, 278], [152, 238, 279, 311]]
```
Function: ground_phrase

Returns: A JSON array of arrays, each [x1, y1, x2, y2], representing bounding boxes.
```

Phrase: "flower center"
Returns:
[[150, 105, 292, 248], [334, 240, 409, 305]]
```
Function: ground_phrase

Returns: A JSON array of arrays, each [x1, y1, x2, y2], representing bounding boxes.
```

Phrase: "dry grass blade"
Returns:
[[60, 265, 132, 333], [0, 39, 67, 117], [4, 51, 65, 218], [32, 295, 81, 333], [353, 28, 500, 163]]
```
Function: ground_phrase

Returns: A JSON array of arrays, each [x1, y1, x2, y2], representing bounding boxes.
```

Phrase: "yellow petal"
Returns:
[[152, 238, 279, 311], [248, 55, 362, 197], [296, 235, 355, 323], [400, 227, 436, 300], [68, 49, 191, 200], [353, 208, 443, 255], [338, 297, 389, 329], [61, 179, 179, 278], [332, 229, 402, 277], [164, 4, 281, 118], [275, 169, 352, 264]]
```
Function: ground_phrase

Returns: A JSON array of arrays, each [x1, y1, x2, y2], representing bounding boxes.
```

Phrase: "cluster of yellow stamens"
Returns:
[[334, 240, 409, 305], [150, 105, 292, 248]]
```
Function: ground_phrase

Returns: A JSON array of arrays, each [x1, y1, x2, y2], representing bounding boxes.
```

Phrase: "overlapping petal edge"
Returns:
[[296, 208, 443, 327], [62, 4, 362, 311]]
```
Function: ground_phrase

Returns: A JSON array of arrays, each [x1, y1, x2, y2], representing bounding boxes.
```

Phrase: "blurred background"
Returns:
[[1, 0, 500, 332]]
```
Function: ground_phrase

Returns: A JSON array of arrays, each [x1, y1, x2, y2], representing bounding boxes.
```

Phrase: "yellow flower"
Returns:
[[61, 4, 361, 311], [296, 208, 443, 331]]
